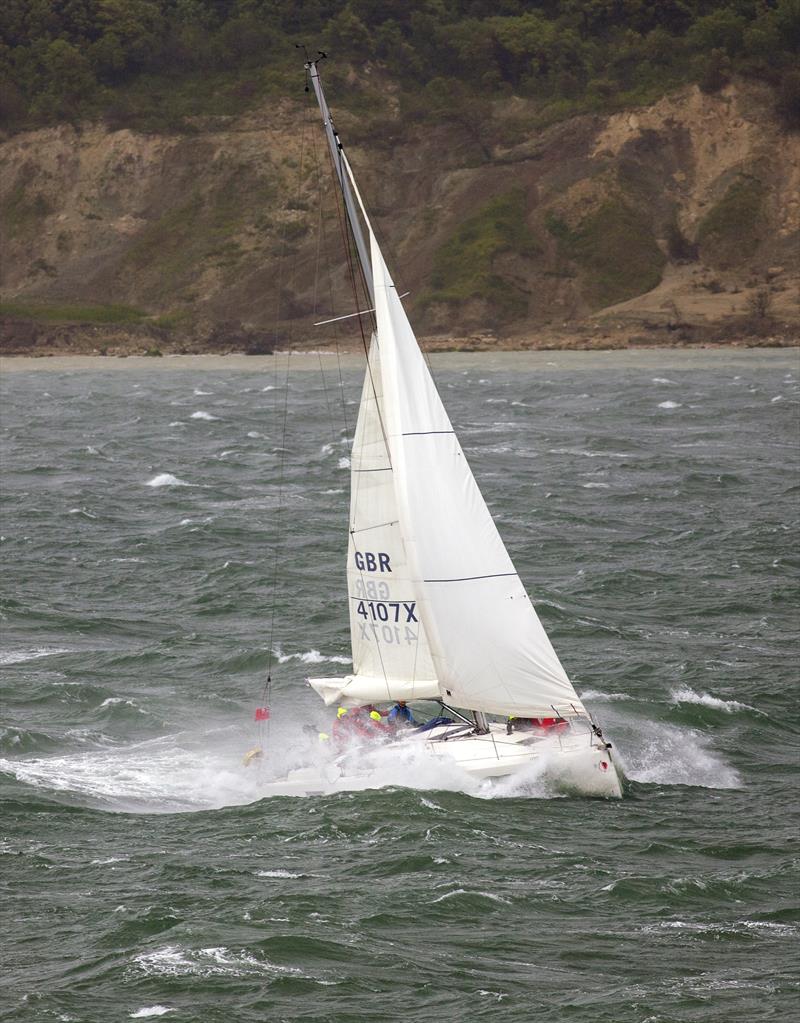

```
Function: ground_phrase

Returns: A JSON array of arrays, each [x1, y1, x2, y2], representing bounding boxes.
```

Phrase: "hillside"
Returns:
[[1, 77, 798, 354]]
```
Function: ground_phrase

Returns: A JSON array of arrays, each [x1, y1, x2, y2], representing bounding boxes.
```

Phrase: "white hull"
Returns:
[[419, 721, 623, 798]]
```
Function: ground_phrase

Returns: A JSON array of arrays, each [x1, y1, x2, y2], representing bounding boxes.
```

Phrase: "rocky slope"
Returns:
[[1, 80, 798, 354]]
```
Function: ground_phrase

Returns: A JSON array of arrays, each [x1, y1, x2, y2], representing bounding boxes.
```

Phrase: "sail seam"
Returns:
[[423, 572, 518, 583], [402, 430, 455, 436]]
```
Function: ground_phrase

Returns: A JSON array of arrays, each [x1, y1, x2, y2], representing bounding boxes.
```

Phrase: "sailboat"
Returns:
[[295, 56, 622, 798]]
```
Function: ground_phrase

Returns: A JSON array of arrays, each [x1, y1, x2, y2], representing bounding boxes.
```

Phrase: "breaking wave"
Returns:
[[146, 473, 192, 488], [670, 687, 756, 713]]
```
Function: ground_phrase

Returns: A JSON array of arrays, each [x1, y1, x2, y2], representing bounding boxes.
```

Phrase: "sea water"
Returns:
[[1, 350, 798, 1022]]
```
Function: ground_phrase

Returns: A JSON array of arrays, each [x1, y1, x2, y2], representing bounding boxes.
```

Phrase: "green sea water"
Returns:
[[1, 350, 798, 1022]]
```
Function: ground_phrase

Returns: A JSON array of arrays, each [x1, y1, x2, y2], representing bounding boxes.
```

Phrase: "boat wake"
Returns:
[[0, 695, 742, 811]]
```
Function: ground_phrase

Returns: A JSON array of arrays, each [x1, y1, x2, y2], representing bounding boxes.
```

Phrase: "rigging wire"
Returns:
[[257, 96, 315, 754]]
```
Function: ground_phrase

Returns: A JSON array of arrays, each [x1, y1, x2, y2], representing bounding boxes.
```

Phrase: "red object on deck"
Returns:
[[254, 707, 270, 721]]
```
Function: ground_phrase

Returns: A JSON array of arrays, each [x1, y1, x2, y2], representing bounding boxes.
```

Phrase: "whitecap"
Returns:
[[337, 456, 351, 469], [323, 489, 344, 495], [670, 686, 755, 713], [132, 945, 301, 979], [193, 388, 211, 396], [273, 647, 352, 665], [771, 395, 783, 403], [652, 377, 675, 384], [579, 689, 634, 702], [146, 473, 191, 488], [255, 869, 302, 878], [130, 1009, 173, 1019], [190, 411, 218, 421], [431, 889, 511, 905], [0, 647, 71, 665], [247, 431, 264, 438], [581, 482, 610, 489], [99, 697, 142, 712], [658, 400, 681, 409]]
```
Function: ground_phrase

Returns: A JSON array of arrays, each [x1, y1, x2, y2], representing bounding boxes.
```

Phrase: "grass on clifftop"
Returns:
[[547, 200, 665, 308], [697, 176, 765, 269], [421, 188, 538, 323], [0, 301, 147, 324]]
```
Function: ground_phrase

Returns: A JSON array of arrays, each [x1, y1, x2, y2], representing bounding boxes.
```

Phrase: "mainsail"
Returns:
[[308, 335, 440, 708]]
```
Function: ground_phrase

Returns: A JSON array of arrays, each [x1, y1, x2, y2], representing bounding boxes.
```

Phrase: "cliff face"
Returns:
[[1, 81, 798, 350]]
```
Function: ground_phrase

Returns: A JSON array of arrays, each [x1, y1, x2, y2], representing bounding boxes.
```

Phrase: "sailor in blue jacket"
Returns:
[[388, 700, 415, 726]]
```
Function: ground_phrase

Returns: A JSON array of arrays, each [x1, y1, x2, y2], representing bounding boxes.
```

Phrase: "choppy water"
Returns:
[[1, 349, 798, 1022]]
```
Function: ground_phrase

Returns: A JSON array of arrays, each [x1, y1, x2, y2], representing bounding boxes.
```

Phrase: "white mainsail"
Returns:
[[368, 229, 587, 720], [308, 335, 440, 708]]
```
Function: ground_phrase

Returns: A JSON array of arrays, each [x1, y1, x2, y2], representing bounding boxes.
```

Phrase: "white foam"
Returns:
[[579, 689, 634, 702], [190, 411, 218, 421], [255, 869, 302, 878], [131, 1009, 173, 1018], [193, 388, 211, 396], [247, 431, 264, 438], [431, 888, 511, 905], [658, 400, 681, 409], [670, 686, 755, 713], [614, 721, 741, 789], [146, 473, 191, 488], [0, 647, 72, 665], [0, 734, 267, 813], [652, 377, 675, 384], [338, 456, 351, 469], [132, 945, 301, 979], [273, 647, 352, 665]]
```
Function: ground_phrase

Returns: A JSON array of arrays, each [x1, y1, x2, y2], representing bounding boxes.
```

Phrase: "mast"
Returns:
[[305, 54, 374, 305]]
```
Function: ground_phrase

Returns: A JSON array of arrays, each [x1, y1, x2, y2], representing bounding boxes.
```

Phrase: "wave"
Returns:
[[0, 647, 72, 665], [189, 411, 219, 421], [579, 689, 635, 703], [131, 1008, 173, 1019], [658, 400, 681, 409], [0, 736, 266, 813], [273, 647, 352, 666], [670, 686, 756, 713], [131, 945, 303, 980], [146, 473, 192, 488], [613, 720, 741, 789]]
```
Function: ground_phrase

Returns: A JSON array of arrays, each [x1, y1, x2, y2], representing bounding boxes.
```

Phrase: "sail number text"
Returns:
[[355, 599, 418, 623], [354, 550, 392, 572]]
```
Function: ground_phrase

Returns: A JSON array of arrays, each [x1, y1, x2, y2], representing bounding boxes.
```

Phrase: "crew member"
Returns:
[[388, 700, 415, 726]]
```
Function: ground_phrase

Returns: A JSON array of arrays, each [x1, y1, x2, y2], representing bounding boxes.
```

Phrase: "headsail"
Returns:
[[367, 230, 586, 719]]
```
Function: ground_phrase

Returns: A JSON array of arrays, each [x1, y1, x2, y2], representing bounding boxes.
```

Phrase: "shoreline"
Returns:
[[3, 346, 798, 374]]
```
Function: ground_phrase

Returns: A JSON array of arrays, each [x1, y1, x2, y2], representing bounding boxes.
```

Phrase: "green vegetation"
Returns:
[[697, 175, 766, 268], [1, 3, 799, 133], [0, 301, 147, 324], [2, 182, 53, 239], [548, 200, 666, 307], [423, 188, 537, 322]]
